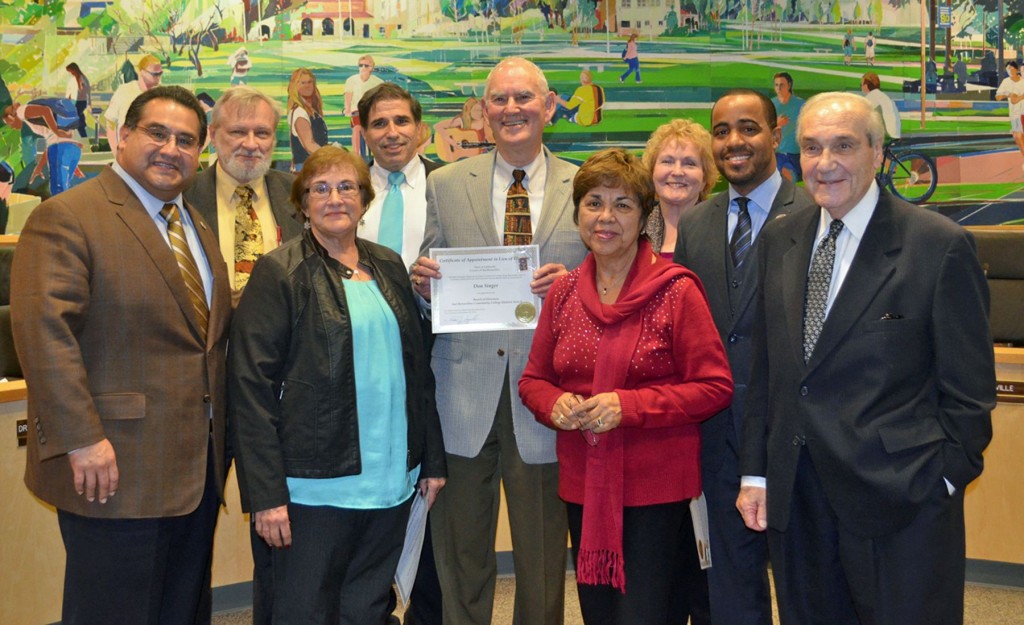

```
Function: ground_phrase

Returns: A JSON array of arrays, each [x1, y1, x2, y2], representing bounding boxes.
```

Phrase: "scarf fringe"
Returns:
[[576, 547, 627, 593]]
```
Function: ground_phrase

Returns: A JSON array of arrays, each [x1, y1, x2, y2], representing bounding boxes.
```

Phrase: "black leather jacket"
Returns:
[[229, 230, 445, 513]]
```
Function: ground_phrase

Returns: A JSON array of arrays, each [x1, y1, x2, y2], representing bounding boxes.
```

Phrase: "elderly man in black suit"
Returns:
[[674, 88, 816, 625], [183, 86, 303, 303], [738, 91, 995, 625]]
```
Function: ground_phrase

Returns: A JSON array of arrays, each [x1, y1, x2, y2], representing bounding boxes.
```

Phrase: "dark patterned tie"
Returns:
[[161, 203, 209, 335], [233, 185, 263, 290], [730, 196, 752, 268], [504, 169, 532, 246], [802, 219, 844, 362]]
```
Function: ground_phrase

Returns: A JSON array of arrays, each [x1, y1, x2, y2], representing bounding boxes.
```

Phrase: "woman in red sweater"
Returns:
[[519, 148, 733, 625]]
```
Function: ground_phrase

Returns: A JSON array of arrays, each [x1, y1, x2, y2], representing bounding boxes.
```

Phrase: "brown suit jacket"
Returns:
[[12, 167, 232, 519]]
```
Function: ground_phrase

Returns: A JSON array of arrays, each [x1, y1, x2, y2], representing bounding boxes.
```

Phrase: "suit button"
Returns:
[[800, 386, 809, 396], [34, 417, 40, 424], [39, 436, 47, 444], [792, 436, 805, 446], [203, 394, 212, 404], [728, 334, 737, 344], [731, 279, 740, 289], [497, 349, 505, 357]]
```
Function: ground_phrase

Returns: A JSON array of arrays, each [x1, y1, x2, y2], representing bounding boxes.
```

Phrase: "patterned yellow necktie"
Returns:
[[504, 169, 532, 246], [233, 185, 264, 290], [160, 203, 209, 335]]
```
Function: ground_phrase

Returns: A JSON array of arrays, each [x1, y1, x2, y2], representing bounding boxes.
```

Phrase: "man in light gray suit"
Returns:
[[183, 86, 303, 305], [410, 57, 587, 625], [674, 88, 816, 625]]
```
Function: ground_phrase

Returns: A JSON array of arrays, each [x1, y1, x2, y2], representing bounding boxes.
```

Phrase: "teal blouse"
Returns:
[[288, 279, 418, 509]]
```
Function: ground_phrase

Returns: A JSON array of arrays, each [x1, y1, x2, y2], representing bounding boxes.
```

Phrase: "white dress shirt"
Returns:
[[490, 151, 547, 239], [362, 156, 429, 268]]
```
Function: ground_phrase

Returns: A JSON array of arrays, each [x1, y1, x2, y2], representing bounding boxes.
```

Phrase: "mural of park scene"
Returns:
[[2, 0, 1024, 230]]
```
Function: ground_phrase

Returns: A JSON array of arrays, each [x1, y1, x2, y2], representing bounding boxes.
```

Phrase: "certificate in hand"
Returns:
[[430, 245, 541, 333]]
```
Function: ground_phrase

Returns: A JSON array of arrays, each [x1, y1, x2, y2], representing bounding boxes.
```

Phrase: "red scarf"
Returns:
[[574, 239, 700, 593]]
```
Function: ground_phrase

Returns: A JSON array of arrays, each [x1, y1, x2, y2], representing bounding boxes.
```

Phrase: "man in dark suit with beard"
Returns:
[[184, 86, 303, 304], [738, 91, 994, 625], [674, 88, 815, 625]]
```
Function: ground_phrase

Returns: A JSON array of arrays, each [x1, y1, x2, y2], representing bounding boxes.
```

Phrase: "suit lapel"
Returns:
[[184, 199, 229, 346], [100, 169, 208, 343], [728, 181, 799, 332], [806, 196, 900, 373], [781, 208, 820, 368], [700, 194, 733, 330], [464, 152, 502, 246], [532, 148, 573, 250]]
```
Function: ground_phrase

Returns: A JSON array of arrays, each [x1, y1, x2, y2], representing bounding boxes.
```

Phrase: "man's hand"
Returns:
[[736, 485, 768, 531], [410, 256, 441, 301], [254, 505, 292, 548], [68, 438, 119, 504], [531, 263, 568, 297], [417, 477, 446, 509]]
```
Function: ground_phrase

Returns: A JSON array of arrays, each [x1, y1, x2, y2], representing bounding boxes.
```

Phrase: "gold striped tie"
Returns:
[[161, 203, 209, 335]]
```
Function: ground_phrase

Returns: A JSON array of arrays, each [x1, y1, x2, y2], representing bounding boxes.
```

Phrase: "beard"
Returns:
[[219, 149, 272, 183]]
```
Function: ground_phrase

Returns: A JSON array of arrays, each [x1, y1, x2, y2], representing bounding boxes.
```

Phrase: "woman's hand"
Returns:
[[573, 392, 622, 434], [254, 505, 292, 548], [418, 477, 446, 509], [549, 392, 584, 430]]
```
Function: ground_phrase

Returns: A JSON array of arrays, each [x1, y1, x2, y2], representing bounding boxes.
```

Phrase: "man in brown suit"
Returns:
[[11, 85, 231, 625]]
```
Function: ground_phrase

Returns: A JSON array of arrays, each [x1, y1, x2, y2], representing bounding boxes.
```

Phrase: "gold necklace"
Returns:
[[597, 272, 627, 296]]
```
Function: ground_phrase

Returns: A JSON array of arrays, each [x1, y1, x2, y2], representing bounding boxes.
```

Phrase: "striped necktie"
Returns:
[[504, 169, 532, 246], [233, 185, 263, 290], [730, 196, 752, 268], [160, 203, 209, 336]]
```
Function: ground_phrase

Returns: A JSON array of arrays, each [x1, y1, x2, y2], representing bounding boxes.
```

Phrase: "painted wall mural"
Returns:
[[2, 0, 1023, 228]]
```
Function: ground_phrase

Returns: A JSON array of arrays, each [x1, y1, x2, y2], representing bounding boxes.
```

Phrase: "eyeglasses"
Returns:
[[134, 125, 199, 151], [358, 63, 372, 69], [307, 181, 360, 199]]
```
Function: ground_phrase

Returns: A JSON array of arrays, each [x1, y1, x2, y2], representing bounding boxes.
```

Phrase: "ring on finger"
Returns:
[[596, 417, 604, 427]]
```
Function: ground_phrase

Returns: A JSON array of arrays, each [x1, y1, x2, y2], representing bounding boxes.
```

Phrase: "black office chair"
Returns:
[[970, 227, 1024, 346]]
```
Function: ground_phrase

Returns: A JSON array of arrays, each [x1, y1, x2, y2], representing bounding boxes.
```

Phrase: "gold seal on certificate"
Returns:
[[515, 302, 536, 323]]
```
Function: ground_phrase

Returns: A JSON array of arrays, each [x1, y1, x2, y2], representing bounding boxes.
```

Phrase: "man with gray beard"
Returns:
[[183, 86, 303, 625], [184, 86, 303, 305]]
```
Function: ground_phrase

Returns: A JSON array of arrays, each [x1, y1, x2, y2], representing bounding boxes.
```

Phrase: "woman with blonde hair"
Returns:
[[642, 119, 719, 257], [287, 68, 329, 171], [432, 96, 494, 162]]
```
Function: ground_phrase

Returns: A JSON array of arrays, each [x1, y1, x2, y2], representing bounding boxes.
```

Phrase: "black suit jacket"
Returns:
[[741, 190, 995, 537], [674, 179, 816, 474], [183, 164, 303, 248]]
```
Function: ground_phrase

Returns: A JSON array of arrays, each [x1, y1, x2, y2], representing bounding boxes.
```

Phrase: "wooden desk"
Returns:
[[964, 347, 1024, 567], [0, 381, 253, 624]]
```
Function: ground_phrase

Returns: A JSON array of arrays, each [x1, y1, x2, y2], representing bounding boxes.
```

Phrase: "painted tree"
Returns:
[[854, 1, 863, 22], [868, 0, 883, 26], [831, 0, 842, 23]]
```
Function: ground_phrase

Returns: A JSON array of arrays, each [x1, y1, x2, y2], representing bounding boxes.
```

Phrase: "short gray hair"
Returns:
[[797, 91, 885, 149], [484, 57, 550, 100], [210, 86, 282, 129]]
